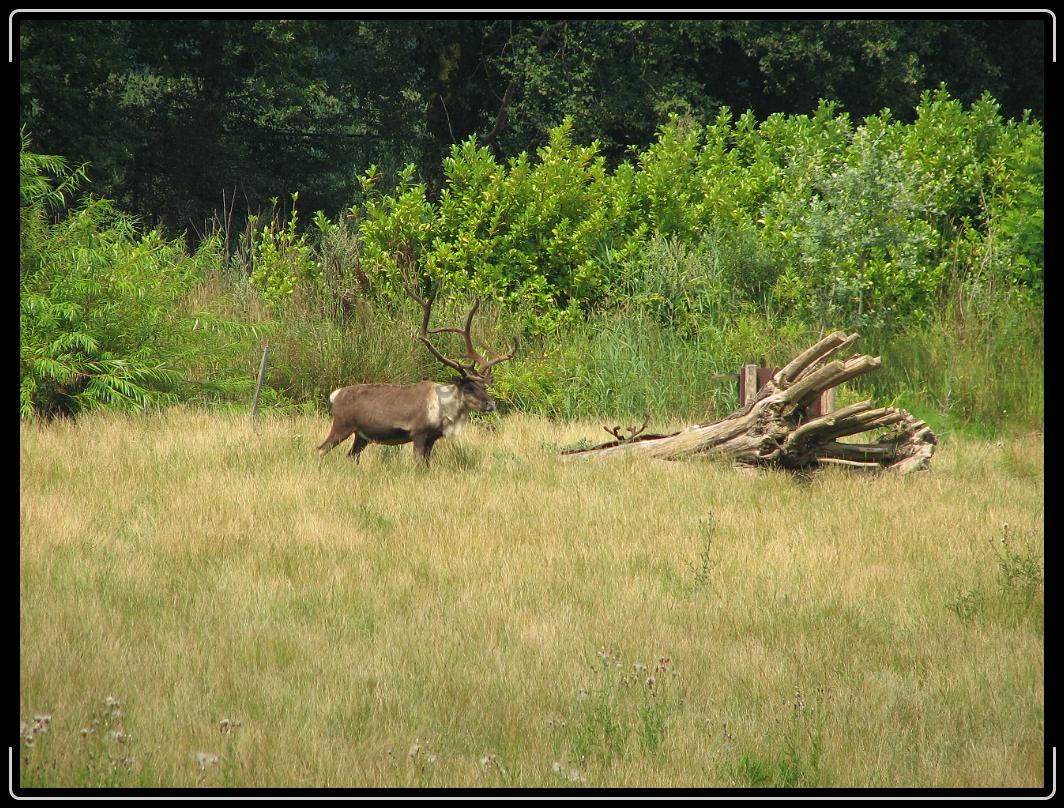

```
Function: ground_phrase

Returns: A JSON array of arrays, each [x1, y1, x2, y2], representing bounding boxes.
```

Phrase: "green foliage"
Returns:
[[350, 89, 1041, 341], [982, 112, 1044, 297], [19, 19, 1044, 239], [20, 134, 254, 419], [248, 193, 322, 305], [375, 89, 1036, 431], [352, 120, 646, 333], [352, 162, 436, 301], [20, 19, 433, 235], [775, 110, 943, 329], [19, 126, 88, 213], [19, 86, 1043, 433]]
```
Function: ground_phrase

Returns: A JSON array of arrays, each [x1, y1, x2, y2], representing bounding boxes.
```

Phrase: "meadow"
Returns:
[[19, 409, 1044, 789]]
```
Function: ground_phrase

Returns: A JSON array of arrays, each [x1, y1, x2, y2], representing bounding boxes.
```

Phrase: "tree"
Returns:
[[18, 16, 1046, 241]]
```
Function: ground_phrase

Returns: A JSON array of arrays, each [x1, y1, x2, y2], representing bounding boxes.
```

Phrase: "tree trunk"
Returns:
[[561, 332, 937, 474]]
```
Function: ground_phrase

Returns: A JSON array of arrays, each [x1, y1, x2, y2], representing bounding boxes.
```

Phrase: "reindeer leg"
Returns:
[[413, 434, 438, 466], [348, 433, 370, 463], [317, 424, 356, 458]]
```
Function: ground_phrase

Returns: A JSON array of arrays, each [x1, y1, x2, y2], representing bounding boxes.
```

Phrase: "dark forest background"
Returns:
[[20, 18, 1046, 238]]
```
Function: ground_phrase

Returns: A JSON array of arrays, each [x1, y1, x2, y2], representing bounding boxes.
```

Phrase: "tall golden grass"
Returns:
[[19, 410, 1044, 789]]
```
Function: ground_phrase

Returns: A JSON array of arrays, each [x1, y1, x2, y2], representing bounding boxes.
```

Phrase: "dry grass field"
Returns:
[[19, 409, 1044, 789]]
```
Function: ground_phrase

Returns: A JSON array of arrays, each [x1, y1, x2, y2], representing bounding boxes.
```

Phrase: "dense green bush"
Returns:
[[351, 121, 647, 333], [247, 193, 323, 306], [20, 131, 254, 419], [344, 88, 1041, 338]]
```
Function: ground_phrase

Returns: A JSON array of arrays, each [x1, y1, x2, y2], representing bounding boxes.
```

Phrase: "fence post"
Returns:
[[820, 385, 836, 415], [738, 363, 835, 415], [251, 341, 270, 419], [740, 364, 759, 407]]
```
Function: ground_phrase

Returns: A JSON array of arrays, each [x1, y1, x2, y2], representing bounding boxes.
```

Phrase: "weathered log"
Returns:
[[561, 332, 936, 474]]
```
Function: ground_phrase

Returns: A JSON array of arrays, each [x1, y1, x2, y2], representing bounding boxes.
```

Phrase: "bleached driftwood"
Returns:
[[561, 332, 936, 474]]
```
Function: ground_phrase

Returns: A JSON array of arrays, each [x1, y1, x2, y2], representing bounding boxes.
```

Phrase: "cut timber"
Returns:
[[561, 332, 936, 474]]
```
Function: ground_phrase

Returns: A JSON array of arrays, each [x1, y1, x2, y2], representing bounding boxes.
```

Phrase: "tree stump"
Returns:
[[561, 332, 936, 474]]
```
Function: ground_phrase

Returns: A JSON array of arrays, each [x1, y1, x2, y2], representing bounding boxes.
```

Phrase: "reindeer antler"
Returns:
[[427, 299, 488, 367], [403, 278, 517, 381], [630, 411, 651, 440], [604, 412, 651, 442], [428, 298, 519, 380]]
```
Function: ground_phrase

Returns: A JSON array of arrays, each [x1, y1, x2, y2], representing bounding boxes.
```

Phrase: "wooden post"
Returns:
[[740, 364, 759, 407], [251, 342, 270, 419], [820, 385, 836, 415], [740, 363, 834, 415]]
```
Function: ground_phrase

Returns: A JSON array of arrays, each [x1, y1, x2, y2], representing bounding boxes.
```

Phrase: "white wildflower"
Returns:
[[193, 751, 219, 769]]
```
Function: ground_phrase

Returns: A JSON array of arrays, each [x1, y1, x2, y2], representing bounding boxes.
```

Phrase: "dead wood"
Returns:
[[561, 332, 936, 474]]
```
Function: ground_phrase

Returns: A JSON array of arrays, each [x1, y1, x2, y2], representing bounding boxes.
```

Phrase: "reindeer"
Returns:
[[317, 286, 516, 466]]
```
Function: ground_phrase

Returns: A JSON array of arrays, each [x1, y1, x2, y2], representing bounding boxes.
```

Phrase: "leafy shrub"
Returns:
[[351, 119, 647, 334], [20, 132, 253, 418], [346, 86, 1041, 345], [248, 192, 322, 306]]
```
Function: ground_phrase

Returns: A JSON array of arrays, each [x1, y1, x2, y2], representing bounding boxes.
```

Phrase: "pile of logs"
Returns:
[[561, 332, 936, 474]]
